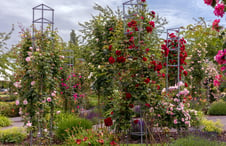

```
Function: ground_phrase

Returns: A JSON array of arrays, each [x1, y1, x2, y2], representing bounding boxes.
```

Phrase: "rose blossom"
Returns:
[[14, 81, 22, 88], [15, 100, 20, 105], [181, 118, 185, 122], [108, 56, 115, 64], [26, 121, 32, 127], [25, 57, 31, 62], [23, 99, 28, 105], [56, 111, 61, 114], [212, 19, 220, 32], [214, 3, 225, 17], [31, 81, 35, 86], [177, 81, 184, 87], [51, 91, 56, 97], [204, 0, 212, 5], [47, 97, 52, 102], [174, 119, 178, 124]]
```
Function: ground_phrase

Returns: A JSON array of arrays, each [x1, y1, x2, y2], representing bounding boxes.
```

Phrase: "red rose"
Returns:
[[141, 0, 146, 2], [185, 82, 188, 87], [111, 111, 114, 115], [146, 26, 153, 33], [135, 84, 140, 87], [104, 117, 113, 126], [183, 71, 188, 76], [144, 78, 150, 84], [126, 92, 132, 99], [135, 27, 139, 31], [149, 21, 155, 28], [110, 141, 117, 146], [134, 119, 139, 124], [115, 50, 121, 56], [128, 20, 137, 28], [109, 56, 115, 64], [142, 57, 147, 61], [76, 139, 82, 145], [117, 56, 126, 63], [162, 73, 165, 78], [129, 104, 134, 108], [109, 27, 113, 31], [145, 103, 150, 107], [156, 85, 160, 90], [109, 45, 112, 50], [156, 63, 162, 71], [150, 11, 155, 18], [146, 48, 150, 52]]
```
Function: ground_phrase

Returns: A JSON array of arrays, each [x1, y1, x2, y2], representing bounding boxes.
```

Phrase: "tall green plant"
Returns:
[[13, 27, 64, 142]]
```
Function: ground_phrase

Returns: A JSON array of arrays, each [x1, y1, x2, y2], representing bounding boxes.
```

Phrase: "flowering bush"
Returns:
[[155, 83, 200, 130], [13, 28, 64, 139], [59, 69, 86, 112]]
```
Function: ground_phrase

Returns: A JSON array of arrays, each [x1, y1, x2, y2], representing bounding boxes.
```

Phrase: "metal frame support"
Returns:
[[31, 4, 55, 145], [166, 28, 181, 93], [123, 0, 145, 145], [32, 4, 54, 50]]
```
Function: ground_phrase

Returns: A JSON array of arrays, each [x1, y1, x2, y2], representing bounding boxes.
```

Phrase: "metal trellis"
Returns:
[[31, 4, 55, 145], [123, 0, 146, 145], [165, 28, 181, 93]]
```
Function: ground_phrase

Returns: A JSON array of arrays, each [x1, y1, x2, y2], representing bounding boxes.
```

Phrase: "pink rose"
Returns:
[[204, 0, 213, 5], [214, 3, 225, 17], [23, 100, 28, 105], [174, 119, 178, 124], [26, 121, 32, 127], [31, 81, 35, 86], [25, 57, 31, 62], [47, 97, 52, 102], [15, 100, 20, 105]]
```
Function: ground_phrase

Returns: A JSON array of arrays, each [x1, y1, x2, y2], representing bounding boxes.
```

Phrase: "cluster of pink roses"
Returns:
[[214, 49, 226, 72], [204, 0, 225, 17]]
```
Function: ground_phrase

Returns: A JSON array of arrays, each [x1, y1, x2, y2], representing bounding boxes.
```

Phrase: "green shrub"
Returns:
[[55, 113, 92, 141], [0, 115, 11, 127], [201, 119, 223, 134], [208, 100, 226, 115], [169, 136, 226, 146], [0, 127, 26, 144], [0, 102, 19, 117]]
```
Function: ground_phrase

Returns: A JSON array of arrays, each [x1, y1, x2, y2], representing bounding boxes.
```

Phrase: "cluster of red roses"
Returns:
[[105, 1, 161, 130], [161, 33, 188, 81]]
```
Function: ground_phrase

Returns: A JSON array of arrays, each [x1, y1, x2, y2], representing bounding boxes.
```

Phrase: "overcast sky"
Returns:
[[0, 0, 225, 48]]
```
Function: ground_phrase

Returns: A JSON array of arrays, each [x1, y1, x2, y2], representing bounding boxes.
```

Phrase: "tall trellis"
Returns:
[[31, 4, 55, 145], [165, 28, 181, 93], [32, 4, 54, 45], [123, 0, 146, 144]]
